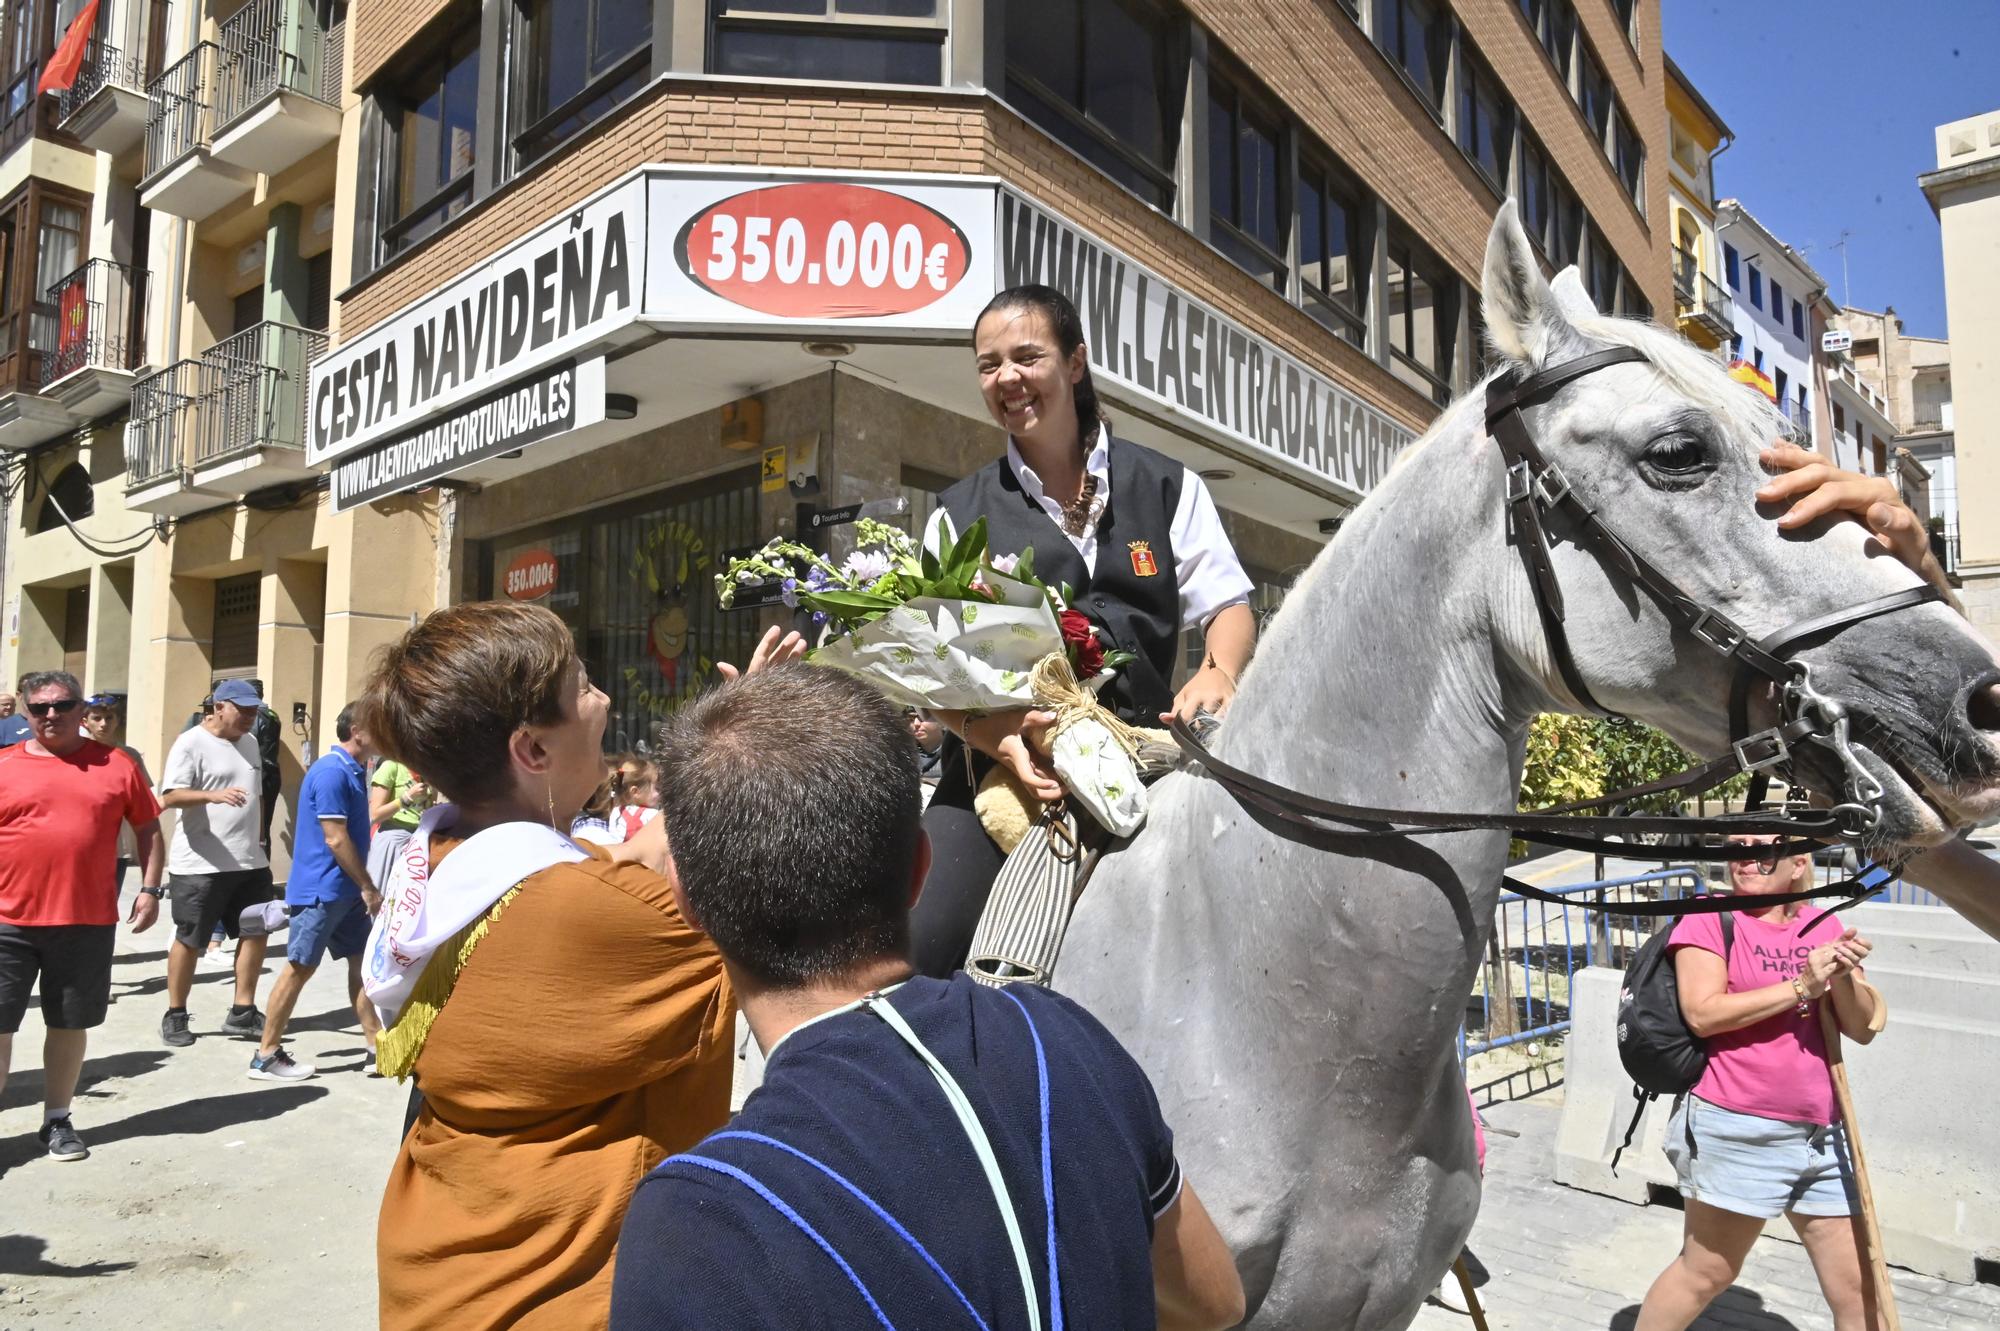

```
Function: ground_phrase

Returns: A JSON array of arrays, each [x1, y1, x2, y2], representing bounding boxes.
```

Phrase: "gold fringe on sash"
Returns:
[[375, 884, 525, 1082]]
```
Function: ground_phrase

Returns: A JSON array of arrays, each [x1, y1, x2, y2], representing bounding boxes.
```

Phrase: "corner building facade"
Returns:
[[5, 0, 1668, 799]]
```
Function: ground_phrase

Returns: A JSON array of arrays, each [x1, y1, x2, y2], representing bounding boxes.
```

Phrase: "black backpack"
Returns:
[[1608, 906, 1733, 1172]]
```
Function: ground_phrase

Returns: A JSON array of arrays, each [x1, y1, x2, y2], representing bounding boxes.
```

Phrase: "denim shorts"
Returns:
[[287, 894, 372, 968], [1665, 1094, 1858, 1219]]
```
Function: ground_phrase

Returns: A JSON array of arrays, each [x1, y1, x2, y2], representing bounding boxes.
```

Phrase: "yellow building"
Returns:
[[1664, 56, 1733, 352]]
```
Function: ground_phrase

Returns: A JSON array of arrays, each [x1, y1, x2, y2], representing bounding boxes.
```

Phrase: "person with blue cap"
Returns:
[[157, 678, 275, 1048]]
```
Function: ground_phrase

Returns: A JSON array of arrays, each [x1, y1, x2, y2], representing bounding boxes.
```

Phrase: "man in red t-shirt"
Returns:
[[0, 670, 164, 1163]]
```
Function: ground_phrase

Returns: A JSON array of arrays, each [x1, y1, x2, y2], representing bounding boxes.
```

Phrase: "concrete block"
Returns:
[[1555, 966, 2000, 1282]]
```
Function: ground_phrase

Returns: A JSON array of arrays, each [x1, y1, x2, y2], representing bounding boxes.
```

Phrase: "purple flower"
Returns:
[[780, 577, 799, 609], [843, 549, 893, 583], [806, 566, 832, 592]]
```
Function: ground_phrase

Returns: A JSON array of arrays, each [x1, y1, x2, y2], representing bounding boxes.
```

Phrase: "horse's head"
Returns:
[[1478, 201, 2000, 851]]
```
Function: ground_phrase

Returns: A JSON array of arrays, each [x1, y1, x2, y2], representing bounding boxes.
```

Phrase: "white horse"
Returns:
[[1058, 203, 2000, 1330]]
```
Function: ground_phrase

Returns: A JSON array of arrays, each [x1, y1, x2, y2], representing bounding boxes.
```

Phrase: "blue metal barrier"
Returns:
[[1460, 868, 1702, 1061]]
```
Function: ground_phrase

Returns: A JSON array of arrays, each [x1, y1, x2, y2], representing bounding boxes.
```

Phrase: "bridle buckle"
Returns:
[[1688, 608, 1747, 654], [1534, 462, 1574, 508], [1732, 728, 1790, 773], [1505, 459, 1574, 509], [1505, 459, 1534, 504]]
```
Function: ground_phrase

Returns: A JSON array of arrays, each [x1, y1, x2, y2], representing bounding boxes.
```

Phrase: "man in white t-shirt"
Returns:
[[157, 680, 277, 1049]]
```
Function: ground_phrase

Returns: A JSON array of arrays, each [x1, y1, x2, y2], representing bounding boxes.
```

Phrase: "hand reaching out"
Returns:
[[716, 626, 807, 682]]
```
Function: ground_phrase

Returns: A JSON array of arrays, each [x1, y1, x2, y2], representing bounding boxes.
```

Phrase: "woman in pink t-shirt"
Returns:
[[1634, 836, 1887, 1331]]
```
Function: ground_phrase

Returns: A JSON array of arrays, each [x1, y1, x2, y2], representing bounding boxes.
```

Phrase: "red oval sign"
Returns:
[[675, 183, 973, 319], [503, 549, 559, 601]]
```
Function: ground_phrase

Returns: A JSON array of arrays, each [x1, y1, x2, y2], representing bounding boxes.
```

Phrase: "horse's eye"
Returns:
[[1643, 435, 1707, 475]]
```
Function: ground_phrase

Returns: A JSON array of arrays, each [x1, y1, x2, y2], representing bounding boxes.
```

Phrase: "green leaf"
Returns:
[[801, 589, 902, 617], [1012, 546, 1036, 585]]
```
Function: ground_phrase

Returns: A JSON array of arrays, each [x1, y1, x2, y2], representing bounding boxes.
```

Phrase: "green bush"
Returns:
[[1514, 714, 1747, 856]]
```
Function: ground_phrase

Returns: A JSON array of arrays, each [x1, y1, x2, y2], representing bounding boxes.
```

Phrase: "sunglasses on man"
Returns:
[[26, 699, 80, 717]]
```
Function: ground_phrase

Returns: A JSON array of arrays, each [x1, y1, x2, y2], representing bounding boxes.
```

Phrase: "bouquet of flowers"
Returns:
[[715, 517, 1155, 837]]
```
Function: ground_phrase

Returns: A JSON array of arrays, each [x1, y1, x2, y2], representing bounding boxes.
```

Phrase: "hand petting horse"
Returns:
[[1056, 200, 2000, 1331]]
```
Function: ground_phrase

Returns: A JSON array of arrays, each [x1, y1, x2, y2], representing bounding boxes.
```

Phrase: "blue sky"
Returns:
[[1663, 1, 2000, 338]]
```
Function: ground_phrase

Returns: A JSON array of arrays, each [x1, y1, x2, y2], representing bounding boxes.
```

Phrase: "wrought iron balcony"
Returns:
[[38, 259, 149, 418], [56, 35, 152, 159], [1782, 395, 1812, 446], [125, 321, 326, 510], [191, 320, 327, 471], [210, 0, 342, 177], [141, 42, 255, 219]]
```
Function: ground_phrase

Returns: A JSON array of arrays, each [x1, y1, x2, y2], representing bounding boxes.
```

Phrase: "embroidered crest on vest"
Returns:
[[1128, 540, 1159, 577]]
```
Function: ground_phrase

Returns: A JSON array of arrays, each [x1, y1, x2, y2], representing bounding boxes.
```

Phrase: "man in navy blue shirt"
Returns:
[[249, 702, 382, 1082], [611, 668, 1243, 1330]]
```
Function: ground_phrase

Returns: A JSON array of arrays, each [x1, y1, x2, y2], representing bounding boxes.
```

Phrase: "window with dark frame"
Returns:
[[711, 1, 945, 86], [1609, 0, 1636, 40], [513, 0, 652, 166], [1206, 62, 1286, 295], [1297, 147, 1368, 348], [1612, 109, 1643, 207], [384, 22, 479, 259], [1003, 0, 1185, 210], [1371, 0, 1450, 113], [1770, 278, 1784, 327], [1518, 0, 1574, 82], [1792, 300, 1804, 338], [1585, 223, 1616, 311], [1748, 266, 1762, 309], [1578, 47, 1612, 145], [1518, 134, 1581, 270], [1723, 243, 1739, 289], [1456, 46, 1513, 193], [1386, 223, 1456, 404]]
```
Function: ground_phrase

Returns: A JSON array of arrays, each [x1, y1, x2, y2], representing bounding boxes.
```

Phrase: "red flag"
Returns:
[[36, 0, 101, 97]]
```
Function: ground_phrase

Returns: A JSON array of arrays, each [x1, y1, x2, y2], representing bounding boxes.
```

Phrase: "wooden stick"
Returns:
[[1450, 1255, 1489, 1331], [1818, 1000, 1902, 1331]]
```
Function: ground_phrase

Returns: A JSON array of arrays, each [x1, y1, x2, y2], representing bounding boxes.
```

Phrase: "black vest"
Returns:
[[940, 436, 1183, 723]]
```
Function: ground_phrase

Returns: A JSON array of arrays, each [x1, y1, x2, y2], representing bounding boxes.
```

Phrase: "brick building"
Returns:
[[2, 0, 1669, 786]]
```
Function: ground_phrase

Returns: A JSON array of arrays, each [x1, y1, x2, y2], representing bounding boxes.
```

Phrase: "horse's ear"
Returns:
[[1481, 200, 1579, 368]]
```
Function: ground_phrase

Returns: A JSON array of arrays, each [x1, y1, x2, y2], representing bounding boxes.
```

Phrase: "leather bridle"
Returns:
[[1167, 345, 1947, 918]]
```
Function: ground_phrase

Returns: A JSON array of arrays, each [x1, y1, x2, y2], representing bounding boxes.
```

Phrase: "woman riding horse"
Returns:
[[910, 284, 1261, 977]]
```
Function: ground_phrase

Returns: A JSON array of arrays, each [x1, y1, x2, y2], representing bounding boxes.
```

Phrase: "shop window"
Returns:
[[32, 460, 92, 533], [1297, 148, 1368, 348], [513, 0, 651, 166], [481, 472, 763, 749], [384, 23, 478, 257], [212, 573, 262, 674], [1457, 47, 1514, 194], [1003, 0, 1185, 210], [1517, 0, 1573, 82], [1206, 63, 1285, 295], [1386, 224, 1456, 405], [1371, 0, 1449, 114], [712, 1, 944, 85]]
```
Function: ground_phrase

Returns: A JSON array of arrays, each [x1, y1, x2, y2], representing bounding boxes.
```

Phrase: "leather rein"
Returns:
[[1168, 345, 1945, 919]]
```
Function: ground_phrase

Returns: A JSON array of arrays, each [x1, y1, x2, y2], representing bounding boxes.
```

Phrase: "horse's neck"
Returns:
[[1223, 419, 1531, 817]]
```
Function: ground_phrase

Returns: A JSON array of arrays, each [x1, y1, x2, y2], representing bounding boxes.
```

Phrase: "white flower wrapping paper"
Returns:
[[1048, 716, 1149, 837], [808, 575, 1063, 712]]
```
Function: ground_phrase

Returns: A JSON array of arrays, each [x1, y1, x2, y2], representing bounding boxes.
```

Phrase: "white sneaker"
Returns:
[[247, 1048, 317, 1081], [199, 948, 234, 970]]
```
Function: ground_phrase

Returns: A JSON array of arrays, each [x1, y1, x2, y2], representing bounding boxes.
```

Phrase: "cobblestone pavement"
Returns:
[[1411, 1095, 2000, 1331]]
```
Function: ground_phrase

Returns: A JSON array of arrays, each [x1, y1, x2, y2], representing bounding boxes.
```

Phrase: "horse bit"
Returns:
[[1166, 345, 1945, 914]]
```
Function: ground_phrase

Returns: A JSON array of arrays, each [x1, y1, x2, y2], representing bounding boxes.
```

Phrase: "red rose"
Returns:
[[1059, 608, 1106, 679]]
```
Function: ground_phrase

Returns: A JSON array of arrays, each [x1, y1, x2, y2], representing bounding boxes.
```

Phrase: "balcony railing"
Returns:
[[145, 41, 220, 178], [1782, 395, 1812, 445], [214, 0, 332, 130], [127, 359, 203, 489], [56, 39, 149, 124], [1697, 272, 1732, 329], [190, 320, 327, 468], [40, 259, 149, 388]]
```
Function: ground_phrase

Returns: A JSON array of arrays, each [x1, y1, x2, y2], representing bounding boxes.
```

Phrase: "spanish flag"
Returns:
[[1727, 358, 1777, 402]]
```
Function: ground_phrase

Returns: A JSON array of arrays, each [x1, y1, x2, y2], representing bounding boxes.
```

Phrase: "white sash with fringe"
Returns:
[[362, 804, 587, 1027]]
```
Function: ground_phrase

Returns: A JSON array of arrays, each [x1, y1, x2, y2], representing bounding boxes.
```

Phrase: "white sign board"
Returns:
[[996, 191, 1416, 501], [645, 173, 995, 333], [307, 176, 646, 466], [1821, 330, 1854, 354]]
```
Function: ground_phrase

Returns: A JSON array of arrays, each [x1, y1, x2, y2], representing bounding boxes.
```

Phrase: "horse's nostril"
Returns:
[[1970, 680, 2000, 735]]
